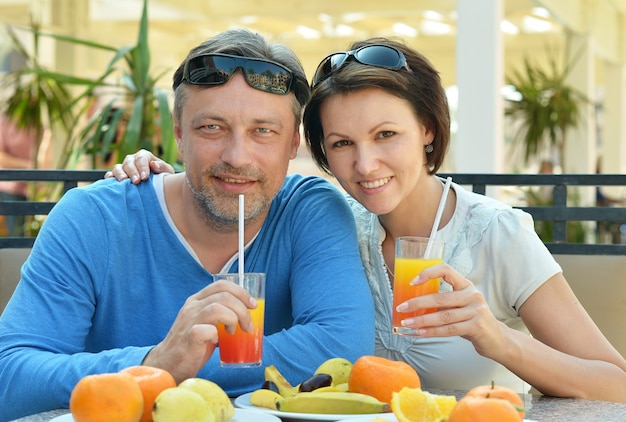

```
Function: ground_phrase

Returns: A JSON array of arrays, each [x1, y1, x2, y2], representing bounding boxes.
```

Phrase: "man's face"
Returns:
[[175, 72, 300, 231]]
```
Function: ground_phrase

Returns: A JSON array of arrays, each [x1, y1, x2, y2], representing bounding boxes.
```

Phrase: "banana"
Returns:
[[277, 391, 390, 414], [264, 365, 298, 398], [249, 389, 283, 410]]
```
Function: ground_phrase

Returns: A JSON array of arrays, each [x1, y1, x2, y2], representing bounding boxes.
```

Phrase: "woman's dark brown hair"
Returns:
[[304, 37, 450, 175]]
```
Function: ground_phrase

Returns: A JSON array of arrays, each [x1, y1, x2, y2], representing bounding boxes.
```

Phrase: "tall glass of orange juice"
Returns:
[[214, 273, 265, 367], [392, 237, 444, 336]]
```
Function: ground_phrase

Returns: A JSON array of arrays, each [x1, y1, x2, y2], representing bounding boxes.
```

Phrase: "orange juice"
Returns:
[[392, 257, 443, 334], [218, 298, 265, 367]]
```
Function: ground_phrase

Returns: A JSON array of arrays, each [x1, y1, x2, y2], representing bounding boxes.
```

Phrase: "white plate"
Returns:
[[50, 408, 280, 422], [234, 392, 392, 421], [335, 416, 538, 422]]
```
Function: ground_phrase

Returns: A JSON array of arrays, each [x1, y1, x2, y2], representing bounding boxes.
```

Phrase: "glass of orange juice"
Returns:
[[214, 273, 265, 367], [392, 236, 444, 336]]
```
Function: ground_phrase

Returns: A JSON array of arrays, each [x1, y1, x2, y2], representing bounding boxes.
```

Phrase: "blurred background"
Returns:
[[0, 0, 625, 183]]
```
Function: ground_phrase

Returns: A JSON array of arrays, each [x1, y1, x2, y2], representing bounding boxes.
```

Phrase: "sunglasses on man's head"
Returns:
[[182, 53, 294, 95], [311, 44, 412, 88]]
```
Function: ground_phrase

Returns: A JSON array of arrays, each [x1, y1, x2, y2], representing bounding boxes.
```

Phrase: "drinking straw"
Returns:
[[238, 194, 244, 283], [425, 177, 452, 258]]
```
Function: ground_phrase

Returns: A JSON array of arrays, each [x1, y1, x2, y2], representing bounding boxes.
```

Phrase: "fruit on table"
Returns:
[[349, 355, 421, 404], [277, 391, 390, 414], [178, 378, 235, 422], [249, 388, 284, 410], [314, 357, 353, 385], [264, 364, 298, 397], [298, 373, 333, 392], [463, 382, 525, 419], [448, 396, 522, 422], [153, 387, 214, 422], [70, 372, 144, 422], [120, 365, 176, 422], [391, 387, 457, 422]]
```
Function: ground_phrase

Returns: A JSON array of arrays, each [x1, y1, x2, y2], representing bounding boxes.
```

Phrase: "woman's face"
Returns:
[[320, 88, 434, 215]]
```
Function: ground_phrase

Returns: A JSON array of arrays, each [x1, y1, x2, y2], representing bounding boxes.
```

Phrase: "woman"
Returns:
[[109, 38, 626, 403]]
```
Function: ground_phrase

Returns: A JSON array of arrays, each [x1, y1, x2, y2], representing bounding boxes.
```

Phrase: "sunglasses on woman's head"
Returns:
[[182, 53, 294, 95], [311, 44, 412, 88]]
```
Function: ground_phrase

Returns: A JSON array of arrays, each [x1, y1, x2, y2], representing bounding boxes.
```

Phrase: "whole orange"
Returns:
[[348, 355, 420, 404], [70, 372, 143, 422], [120, 366, 177, 422], [448, 396, 522, 422], [465, 382, 525, 419]]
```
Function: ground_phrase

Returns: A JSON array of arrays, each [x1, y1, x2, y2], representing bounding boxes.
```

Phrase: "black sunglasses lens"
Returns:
[[186, 56, 235, 84], [185, 55, 292, 94], [243, 60, 292, 94], [312, 53, 348, 86], [355, 46, 403, 68]]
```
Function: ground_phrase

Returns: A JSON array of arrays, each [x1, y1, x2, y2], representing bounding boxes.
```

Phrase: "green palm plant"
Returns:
[[505, 38, 588, 171], [1, 0, 177, 170]]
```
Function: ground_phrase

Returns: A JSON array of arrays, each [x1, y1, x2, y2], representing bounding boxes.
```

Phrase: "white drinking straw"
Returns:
[[425, 177, 452, 258], [238, 194, 244, 283]]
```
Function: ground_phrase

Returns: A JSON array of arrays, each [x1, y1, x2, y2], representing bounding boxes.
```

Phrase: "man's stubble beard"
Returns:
[[185, 170, 271, 233]]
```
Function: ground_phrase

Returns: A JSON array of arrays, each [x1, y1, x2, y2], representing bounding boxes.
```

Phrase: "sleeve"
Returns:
[[480, 208, 562, 321], [196, 177, 376, 395], [0, 187, 151, 420]]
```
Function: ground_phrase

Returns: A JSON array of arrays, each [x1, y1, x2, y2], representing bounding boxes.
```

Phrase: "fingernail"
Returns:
[[140, 171, 147, 179], [131, 174, 139, 183], [249, 297, 258, 307], [396, 303, 407, 312]]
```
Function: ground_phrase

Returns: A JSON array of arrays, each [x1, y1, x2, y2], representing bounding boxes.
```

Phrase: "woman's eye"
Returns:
[[378, 130, 395, 139], [332, 140, 351, 148]]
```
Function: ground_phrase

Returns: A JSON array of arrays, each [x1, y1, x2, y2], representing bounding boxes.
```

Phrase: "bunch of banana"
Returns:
[[277, 391, 390, 414], [249, 359, 389, 415]]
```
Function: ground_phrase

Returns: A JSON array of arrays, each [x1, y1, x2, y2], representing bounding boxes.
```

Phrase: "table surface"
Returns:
[[11, 390, 626, 422]]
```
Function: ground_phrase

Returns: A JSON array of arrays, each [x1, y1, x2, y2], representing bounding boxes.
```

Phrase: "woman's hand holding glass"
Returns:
[[396, 263, 507, 358], [142, 280, 257, 384]]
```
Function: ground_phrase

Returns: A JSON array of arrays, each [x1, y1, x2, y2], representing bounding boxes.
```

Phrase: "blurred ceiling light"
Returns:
[[334, 24, 355, 37], [522, 15, 554, 33], [342, 12, 366, 23], [296, 25, 321, 39], [318, 13, 332, 23], [240, 15, 258, 25], [421, 20, 451, 35], [393, 22, 418, 37], [531, 7, 551, 18], [501, 20, 519, 35], [423, 10, 444, 21]]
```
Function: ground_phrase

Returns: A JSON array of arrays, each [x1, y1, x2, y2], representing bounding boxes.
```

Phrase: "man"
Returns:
[[0, 29, 374, 420]]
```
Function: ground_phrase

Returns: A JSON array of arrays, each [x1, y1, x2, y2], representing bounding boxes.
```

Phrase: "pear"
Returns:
[[178, 378, 235, 422], [153, 387, 214, 422], [314, 357, 353, 386]]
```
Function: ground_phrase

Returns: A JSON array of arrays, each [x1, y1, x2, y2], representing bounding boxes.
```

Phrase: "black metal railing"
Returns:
[[0, 170, 625, 254], [439, 173, 626, 255], [0, 169, 106, 248]]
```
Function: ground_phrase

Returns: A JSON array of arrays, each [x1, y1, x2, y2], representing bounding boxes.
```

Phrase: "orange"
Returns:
[[348, 355, 421, 404], [448, 396, 522, 422], [120, 365, 177, 422], [70, 372, 144, 422], [391, 387, 452, 422], [465, 382, 525, 419]]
